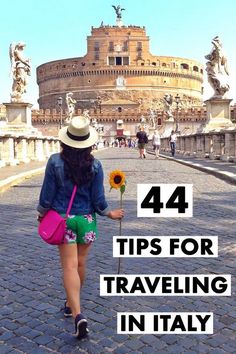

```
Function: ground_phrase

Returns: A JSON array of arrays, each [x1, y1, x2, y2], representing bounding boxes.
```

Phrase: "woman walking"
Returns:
[[152, 130, 161, 158], [136, 126, 148, 158], [37, 116, 124, 339]]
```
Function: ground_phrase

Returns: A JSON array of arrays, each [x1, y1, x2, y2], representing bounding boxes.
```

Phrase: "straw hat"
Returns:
[[59, 116, 98, 148]]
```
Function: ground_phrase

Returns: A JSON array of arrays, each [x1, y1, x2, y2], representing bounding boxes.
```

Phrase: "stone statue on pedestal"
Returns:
[[83, 109, 90, 121], [163, 94, 173, 119], [65, 92, 76, 123], [205, 36, 230, 98], [148, 109, 156, 128], [9, 42, 31, 102]]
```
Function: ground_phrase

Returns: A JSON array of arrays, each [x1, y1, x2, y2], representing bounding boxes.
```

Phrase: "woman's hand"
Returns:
[[107, 209, 124, 220], [37, 214, 44, 222]]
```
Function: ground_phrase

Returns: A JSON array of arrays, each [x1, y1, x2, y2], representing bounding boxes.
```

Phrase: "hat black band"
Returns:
[[67, 130, 90, 141]]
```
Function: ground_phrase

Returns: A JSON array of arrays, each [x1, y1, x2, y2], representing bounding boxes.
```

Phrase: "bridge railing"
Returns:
[[0, 134, 60, 168], [157, 131, 236, 162]]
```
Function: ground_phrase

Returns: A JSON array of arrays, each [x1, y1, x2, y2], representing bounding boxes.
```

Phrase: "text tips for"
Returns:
[[113, 236, 218, 257]]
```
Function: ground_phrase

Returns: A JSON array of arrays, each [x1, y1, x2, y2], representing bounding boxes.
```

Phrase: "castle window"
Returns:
[[152, 62, 156, 66], [108, 57, 115, 65], [123, 57, 129, 65], [82, 62, 85, 66], [118, 107, 122, 112], [137, 53, 142, 60], [94, 42, 99, 51], [109, 42, 114, 52], [157, 118, 162, 126], [162, 63, 166, 67], [108, 56, 129, 65], [137, 41, 142, 50], [193, 66, 199, 72], [94, 53, 99, 60], [181, 63, 189, 70], [200, 69, 203, 74], [116, 57, 122, 65]]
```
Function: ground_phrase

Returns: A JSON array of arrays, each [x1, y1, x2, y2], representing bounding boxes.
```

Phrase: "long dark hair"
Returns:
[[60, 143, 94, 186]]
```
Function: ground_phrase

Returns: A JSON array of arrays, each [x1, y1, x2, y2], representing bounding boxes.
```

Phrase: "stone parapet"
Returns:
[[0, 134, 60, 167], [32, 106, 208, 123], [160, 130, 236, 161]]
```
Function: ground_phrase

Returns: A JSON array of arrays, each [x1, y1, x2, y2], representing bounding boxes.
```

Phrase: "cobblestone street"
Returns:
[[0, 148, 235, 354]]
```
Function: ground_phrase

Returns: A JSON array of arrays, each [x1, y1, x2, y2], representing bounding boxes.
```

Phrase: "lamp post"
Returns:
[[57, 96, 63, 129], [175, 94, 180, 133], [97, 96, 102, 113]]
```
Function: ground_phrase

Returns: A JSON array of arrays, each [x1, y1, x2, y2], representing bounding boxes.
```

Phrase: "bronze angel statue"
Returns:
[[112, 5, 125, 19], [9, 42, 31, 102]]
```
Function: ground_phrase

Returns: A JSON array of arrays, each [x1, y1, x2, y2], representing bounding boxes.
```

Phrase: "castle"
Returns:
[[35, 9, 204, 139]]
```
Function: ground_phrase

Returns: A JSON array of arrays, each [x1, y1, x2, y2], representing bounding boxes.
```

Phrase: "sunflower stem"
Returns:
[[118, 191, 123, 274]]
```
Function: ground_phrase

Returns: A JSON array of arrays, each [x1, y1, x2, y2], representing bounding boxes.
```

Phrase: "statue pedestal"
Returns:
[[2, 102, 39, 136], [116, 19, 123, 27], [201, 98, 235, 132], [163, 117, 175, 137], [5, 102, 33, 125]]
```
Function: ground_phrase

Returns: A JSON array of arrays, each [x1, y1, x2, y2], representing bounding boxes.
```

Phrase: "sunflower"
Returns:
[[109, 170, 126, 189]]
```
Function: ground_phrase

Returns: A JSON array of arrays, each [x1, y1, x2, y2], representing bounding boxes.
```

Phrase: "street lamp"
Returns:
[[57, 96, 63, 129], [175, 94, 180, 133]]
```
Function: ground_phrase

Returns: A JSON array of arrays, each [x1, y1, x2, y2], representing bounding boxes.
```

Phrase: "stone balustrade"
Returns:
[[159, 130, 236, 162], [0, 134, 60, 168]]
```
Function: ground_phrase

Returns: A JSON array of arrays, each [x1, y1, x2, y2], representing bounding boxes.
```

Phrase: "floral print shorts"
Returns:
[[62, 213, 98, 245]]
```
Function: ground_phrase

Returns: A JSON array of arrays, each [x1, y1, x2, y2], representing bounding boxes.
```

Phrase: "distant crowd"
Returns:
[[92, 130, 177, 158]]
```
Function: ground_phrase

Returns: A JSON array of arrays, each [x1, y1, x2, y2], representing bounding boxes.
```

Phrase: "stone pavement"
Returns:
[[0, 161, 46, 193], [148, 151, 236, 186], [0, 148, 235, 353]]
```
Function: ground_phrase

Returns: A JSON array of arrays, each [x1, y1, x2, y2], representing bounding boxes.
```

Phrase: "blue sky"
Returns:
[[1, 0, 236, 108]]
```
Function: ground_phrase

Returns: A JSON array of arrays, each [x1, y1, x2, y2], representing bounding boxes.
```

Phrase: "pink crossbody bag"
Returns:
[[38, 185, 77, 245]]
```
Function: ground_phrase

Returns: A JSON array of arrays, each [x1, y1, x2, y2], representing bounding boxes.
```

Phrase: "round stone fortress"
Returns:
[[37, 23, 203, 112]]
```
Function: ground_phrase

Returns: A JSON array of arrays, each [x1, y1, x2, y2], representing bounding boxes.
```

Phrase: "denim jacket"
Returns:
[[37, 153, 110, 216]]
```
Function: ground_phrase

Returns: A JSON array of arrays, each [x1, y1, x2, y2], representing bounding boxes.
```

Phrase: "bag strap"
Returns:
[[65, 185, 77, 218]]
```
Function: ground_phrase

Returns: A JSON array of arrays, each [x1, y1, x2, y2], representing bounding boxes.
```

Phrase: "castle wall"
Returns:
[[37, 25, 203, 110], [31, 106, 209, 138]]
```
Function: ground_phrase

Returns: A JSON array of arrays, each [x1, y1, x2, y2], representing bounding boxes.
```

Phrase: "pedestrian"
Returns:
[[152, 130, 161, 158], [37, 116, 124, 339], [169, 130, 177, 157], [136, 126, 148, 158]]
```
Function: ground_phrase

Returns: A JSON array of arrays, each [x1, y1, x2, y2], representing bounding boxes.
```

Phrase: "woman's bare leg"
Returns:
[[77, 244, 92, 286], [58, 244, 81, 318], [139, 148, 144, 158]]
